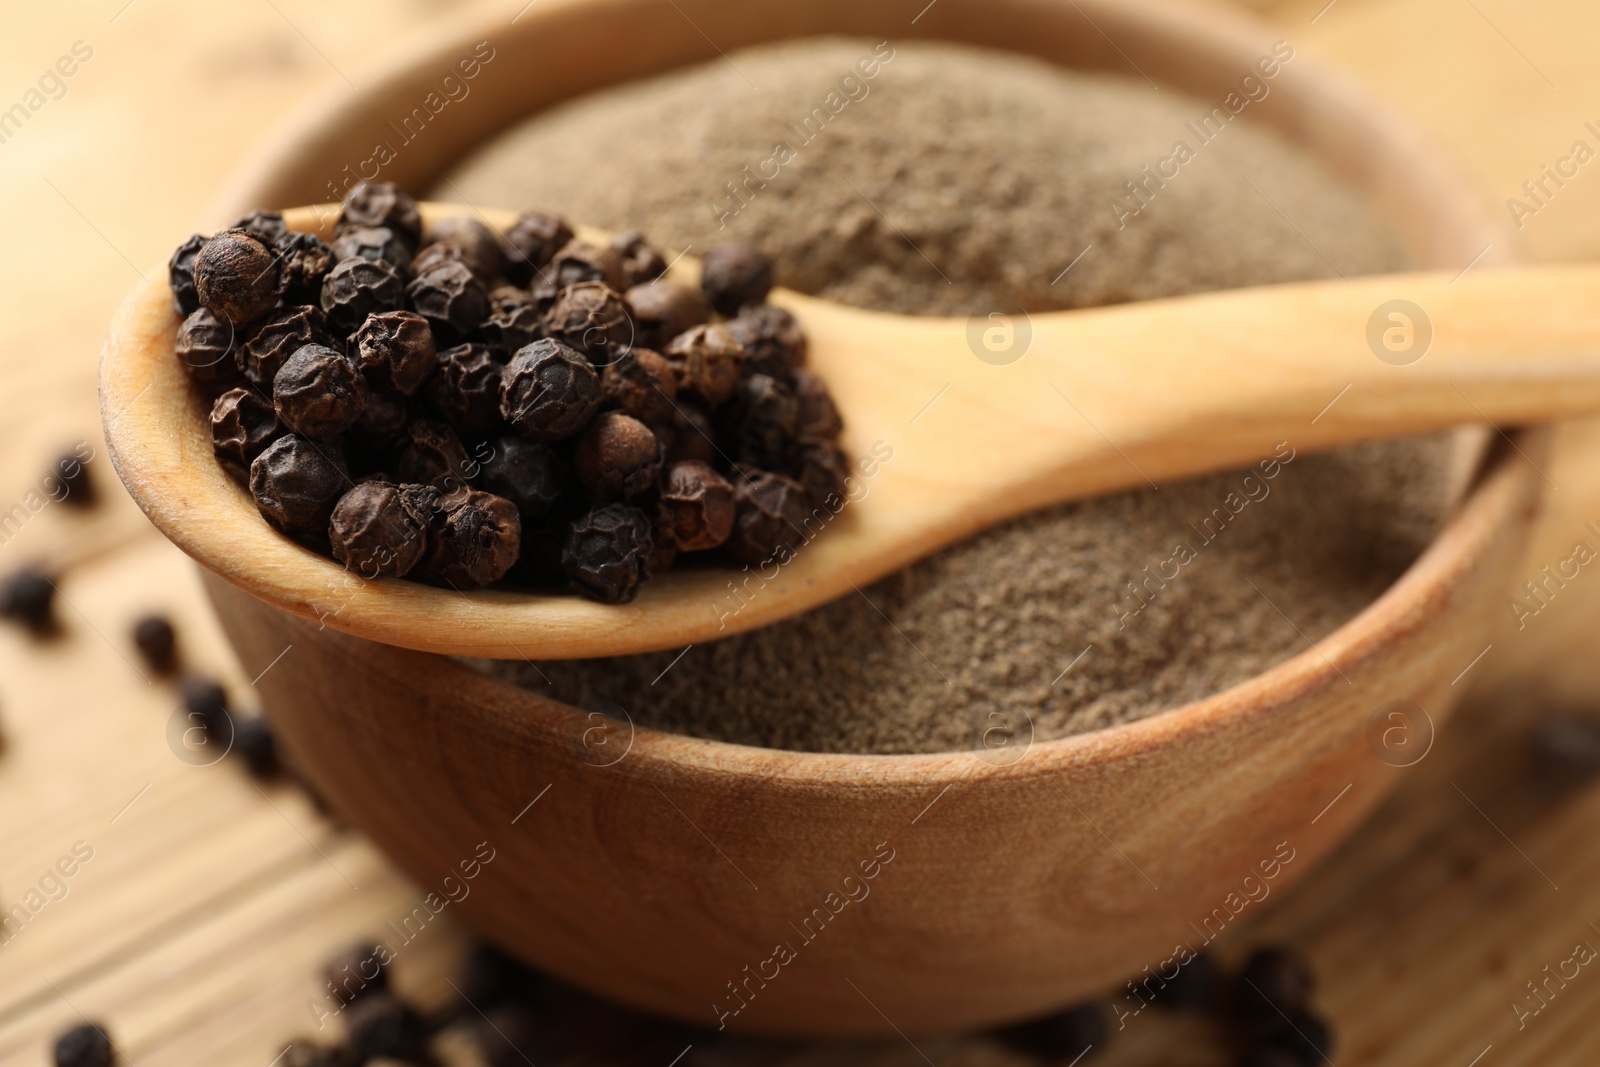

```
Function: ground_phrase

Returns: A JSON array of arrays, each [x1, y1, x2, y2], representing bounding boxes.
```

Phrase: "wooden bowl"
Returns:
[[102, 0, 1537, 1038]]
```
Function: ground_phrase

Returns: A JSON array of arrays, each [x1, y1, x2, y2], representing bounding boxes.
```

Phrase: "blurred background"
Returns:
[[4, 0, 1600, 1063]]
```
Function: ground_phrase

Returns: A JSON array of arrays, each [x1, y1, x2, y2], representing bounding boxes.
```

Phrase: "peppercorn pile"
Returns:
[[169, 182, 846, 603]]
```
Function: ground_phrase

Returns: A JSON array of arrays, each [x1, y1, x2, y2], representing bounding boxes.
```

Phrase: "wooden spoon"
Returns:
[[102, 205, 1600, 658]]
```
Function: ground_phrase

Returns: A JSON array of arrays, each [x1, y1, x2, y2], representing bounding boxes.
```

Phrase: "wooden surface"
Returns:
[[4, 0, 1600, 1062]]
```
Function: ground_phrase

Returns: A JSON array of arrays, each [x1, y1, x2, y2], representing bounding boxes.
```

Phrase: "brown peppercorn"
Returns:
[[337, 181, 422, 250], [501, 210, 573, 285], [500, 338, 601, 441], [0, 567, 56, 634], [624, 281, 709, 350], [330, 225, 413, 273], [665, 323, 744, 406], [658, 460, 734, 551], [426, 343, 504, 436], [562, 503, 653, 603], [790, 367, 845, 438], [610, 230, 667, 287], [410, 239, 469, 277], [168, 232, 208, 317], [600, 347, 677, 426], [229, 210, 287, 242], [722, 372, 799, 468], [407, 256, 489, 335], [329, 482, 437, 578], [274, 345, 368, 439], [249, 435, 349, 539], [422, 489, 522, 588], [349, 309, 437, 395], [52, 1022, 114, 1067], [725, 469, 809, 565], [275, 231, 335, 306], [426, 216, 504, 282], [132, 614, 178, 674], [477, 286, 544, 360], [346, 389, 411, 453], [787, 437, 851, 509], [211, 387, 282, 478], [394, 419, 472, 491], [543, 281, 634, 364], [548, 239, 625, 291], [725, 304, 807, 377], [321, 256, 405, 333], [663, 400, 718, 465], [176, 308, 242, 384], [478, 436, 571, 517], [195, 229, 282, 325], [574, 412, 662, 500], [700, 240, 774, 316], [240, 305, 335, 387]]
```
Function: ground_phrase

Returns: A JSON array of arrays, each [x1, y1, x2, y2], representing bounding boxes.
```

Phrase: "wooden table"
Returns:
[[2, 0, 1599, 1063]]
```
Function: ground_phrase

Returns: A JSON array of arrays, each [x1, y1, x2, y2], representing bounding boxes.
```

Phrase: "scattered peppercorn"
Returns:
[[700, 240, 774, 315], [274, 346, 368, 439], [1153, 950, 1218, 1012], [625, 280, 709, 350], [725, 470, 809, 565], [500, 338, 601, 441], [195, 229, 282, 325], [240, 305, 336, 388], [249, 436, 350, 540], [131, 613, 179, 674], [562, 503, 653, 603], [233, 715, 281, 778], [1233, 947, 1315, 1037], [0, 566, 56, 634], [329, 482, 436, 578], [350, 310, 437, 395], [336, 182, 422, 250], [427, 343, 503, 436], [321, 257, 405, 333], [600, 347, 677, 427], [500, 210, 573, 286], [181, 674, 230, 735], [422, 489, 522, 588], [658, 460, 734, 551], [52, 1022, 114, 1067], [427, 216, 505, 282], [574, 412, 661, 500]]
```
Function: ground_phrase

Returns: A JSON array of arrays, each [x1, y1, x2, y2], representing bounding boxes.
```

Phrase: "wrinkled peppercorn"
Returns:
[[52, 1022, 113, 1067], [543, 281, 634, 364], [658, 460, 734, 551], [168, 233, 208, 317], [394, 419, 473, 491], [230, 210, 287, 242], [500, 210, 573, 286], [275, 231, 335, 306], [722, 373, 798, 468], [249, 435, 349, 539], [665, 324, 744, 406], [349, 309, 437, 395], [562, 503, 653, 603], [407, 256, 489, 335], [663, 401, 718, 465], [240, 305, 335, 388], [500, 339, 601, 441], [195, 229, 282, 325], [132, 614, 178, 674], [625, 280, 709, 350], [600, 347, 677, 427], [725, 304, 807, 377], [725, 470, 809, 564], [342, 391, 408, 457], [321, 257, 405, 332], [478, 437, 570, 517], [574, 412, 661, 500], [410, 240, 469, 277], [787, 436, 851, 509], [176, 308, 243, 384], [0, 567, 56, 633], [477, 286, 544, 360], [325, 943, 390, 1006], [791, 367, 845, 438], [211, 387, 283, 478], [700, 240, 774, 315], [343, 991, 428, 1065], [329, 481, 437, 578], [274, 345, 368, 439], [427, 343, 503, 435], [233, 715, 281, 778], [422, 489, 522, 588], [330, 226, 412, 273], [336, 181, 422, 250], [548, 239, 625, 291], [427, 216, 505, 282], [610, 230, 667, 287]]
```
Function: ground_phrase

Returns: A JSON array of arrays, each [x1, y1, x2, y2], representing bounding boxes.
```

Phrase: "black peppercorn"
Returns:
[[324, 942, 390, 1006], [211, 387, 283, 478], [410, 240, 468, 277], [700, 240, 774, 315], [500, 210, 573, 286], [239, 305, 336, 388], [275, 231, 336, 306], [790, 367, 845, 438], [659, 460, 734, 551], [181, 674, 230, 737], [52, 1022, 114, 1067], [500, 338, 601, 441], [600, 347, 677, 427], [610, 229, 667, 287], [548, 239, 625, 291], [168, 232, 208, 317], [0, 566, 56, 633], [665, 323, 744, 406], [477, 286, 545, 360], [175, 308, 242, 384], [343, 990, 428, 1064], [625, 280, 709, 350], [233, 715, 281, 778], [229, 209, 288, 243], [478, 436, 570, 517], [329, 481, 437, 578], [725, 304, 807, 377], [249, 435, 349, 539], [395, 419, 473, 491], [422, 489, 522, 588], [346, 389, 411, 454], [407, 256, 489, 335], [349, 309, 437, 395], [55, 450, 95, 507], [330, 226, 413, 273], [725, 470, 809, 565], [722, 372, 798, 468], [787, 437, 851, 509], [195, 229, 282, 325], [274, 345, 368, 439], [562, 503, 653, 603], [321, 257, 405, 333], [426, 343, 504, 436], [132, 614, 178, 674], [663, 401, 718, 465], [574, 412, 662, 500], [337, 181, 422, 250], [426, 216, 505, 282], [543, 280, 634, 364]]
